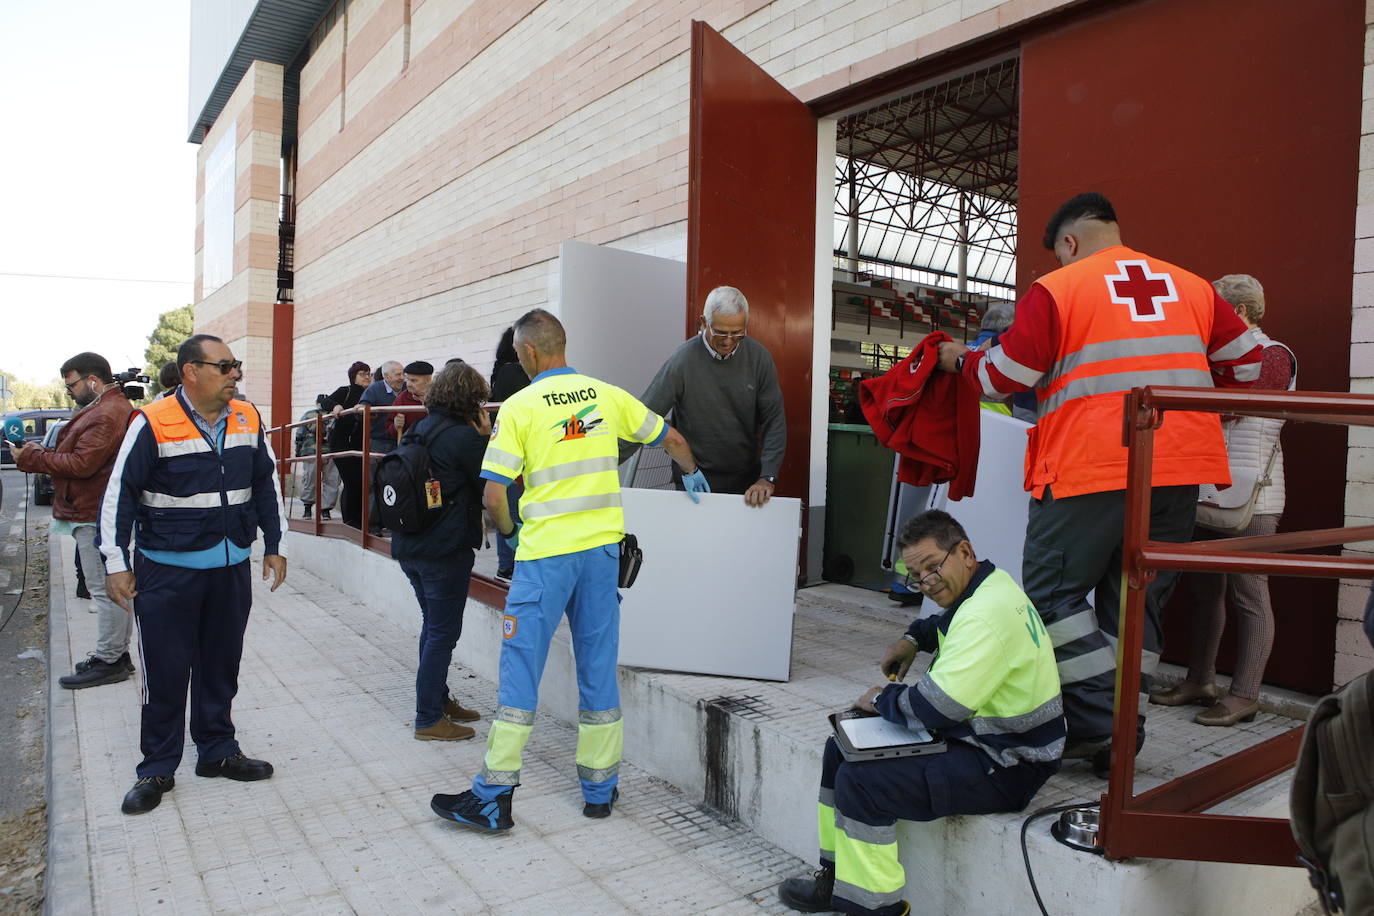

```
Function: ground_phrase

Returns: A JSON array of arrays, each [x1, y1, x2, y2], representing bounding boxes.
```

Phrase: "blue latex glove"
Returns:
[[681, 469, 711, 504], [503, 523, 522, 549]]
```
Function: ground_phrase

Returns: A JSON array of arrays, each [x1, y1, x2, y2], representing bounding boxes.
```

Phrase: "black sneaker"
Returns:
[[495, 568, 514, 582], [320, 509, 332, 520], [60, 657, 132, 690], [302, 504, 313, 518], [75, 577, 91, 600], [778, 867, 836, 912], [430, 789, 514, 832], [74, 652, 135, 675], [121, 775, 174, 815], [583, 787, 619, 819]]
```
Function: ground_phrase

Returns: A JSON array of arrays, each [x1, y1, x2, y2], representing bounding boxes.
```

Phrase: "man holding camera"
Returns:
[[12, 352, 135, 688]]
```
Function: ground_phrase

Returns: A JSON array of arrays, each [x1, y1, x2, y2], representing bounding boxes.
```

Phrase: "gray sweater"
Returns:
[[633, 334, 786, 481]]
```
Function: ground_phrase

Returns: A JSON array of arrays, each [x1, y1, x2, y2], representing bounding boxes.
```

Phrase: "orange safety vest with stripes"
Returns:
[[1026, 248, 1229, 499], [134, 395, 264, 550]]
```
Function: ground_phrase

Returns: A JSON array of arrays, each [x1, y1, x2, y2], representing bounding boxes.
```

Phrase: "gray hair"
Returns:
[[979, 302, 1014, 334], [703, 286, 748, 323], [1212, 274, 1265, 323], [380, 360, 403, 374]]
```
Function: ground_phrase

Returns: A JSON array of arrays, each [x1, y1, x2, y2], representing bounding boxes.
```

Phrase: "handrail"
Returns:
[[267, 401, 509, 609], [1101, 385, 1372, 867]]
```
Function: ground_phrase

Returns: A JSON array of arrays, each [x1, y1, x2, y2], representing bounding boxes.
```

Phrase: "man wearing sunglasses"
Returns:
[[11, 352, 134, 689], [780, 510, 1063, 916], [99, 334, 288, 815], [627, 285, 786, 507]]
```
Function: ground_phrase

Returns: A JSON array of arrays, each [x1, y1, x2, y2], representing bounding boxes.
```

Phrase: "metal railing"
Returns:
[[1103, 385, 1374, 865], [271, 402, 509, 609]]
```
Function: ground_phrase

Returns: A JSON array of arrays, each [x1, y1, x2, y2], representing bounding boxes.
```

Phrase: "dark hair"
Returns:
[[895, 509, 969, 554], [59, 352, 113, 384], [158, 361, 180, 390], [495, 327, 517, 364], [427, 361, 491, 424], [1042, 192, 1118, 250], [176, 334, 224, 377], [373, 367, 383, 382], [512, 309, 566, 356], [348, 360, 370, 382]]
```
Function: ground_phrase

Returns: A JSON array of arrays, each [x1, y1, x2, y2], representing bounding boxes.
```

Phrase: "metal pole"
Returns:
[[847, 159, 860, 277], [314, 412, 324, 536], [360, 405, 371, 550], [956, 191, 968, 299]]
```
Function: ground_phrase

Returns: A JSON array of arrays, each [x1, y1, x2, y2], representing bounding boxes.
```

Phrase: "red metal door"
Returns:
[[1019, 0, 1362, 693], [687, 21, 817, 504]]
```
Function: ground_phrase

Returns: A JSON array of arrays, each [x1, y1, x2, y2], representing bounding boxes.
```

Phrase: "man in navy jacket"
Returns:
[[100, 334, 288, 814]]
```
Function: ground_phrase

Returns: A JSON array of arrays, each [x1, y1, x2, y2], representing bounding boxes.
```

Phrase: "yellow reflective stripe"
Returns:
[[526, 455, 618, 489], [576, 718, 623, 771], [483, 445, 522, 473], [521, 492, 622, 519], [483, 718, 533, 776], [818, 800, 837, 861], [139, 487, 251, 509], [156, 439, 213, 458], [832, 827, 904, 909], [629, 411, 662, 443]]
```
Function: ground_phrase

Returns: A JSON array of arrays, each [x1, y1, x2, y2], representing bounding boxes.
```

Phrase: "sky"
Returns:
[[0, 0, 197, 386]]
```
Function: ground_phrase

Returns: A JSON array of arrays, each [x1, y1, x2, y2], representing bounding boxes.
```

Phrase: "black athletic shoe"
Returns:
[[778, 867, 836, 912], [121, 776, 174, 815], [430, 789, 514, 832], [583, 788, 619, 819], [302, 504, 313, 518], [60, 657, 132, 690], [320, 509, 332, 520], [195, 752, 274, 781], [75, 578, 91, 600]]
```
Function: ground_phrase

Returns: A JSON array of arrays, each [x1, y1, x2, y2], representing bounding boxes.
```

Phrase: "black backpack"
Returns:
[[371, 418, 458, 533]]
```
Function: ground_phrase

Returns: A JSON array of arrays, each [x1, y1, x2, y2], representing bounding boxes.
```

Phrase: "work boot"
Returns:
[[442, 698, 481, 722], [60, 656, 132, 689], [195, 752, 274, 781], [121, 776, 174, 815], [778, 866, 836, 912], [583, 788, 619, 819], [302, 504, 313, 518], [415, 719, 475, 741], [430, 789, 514, 832]]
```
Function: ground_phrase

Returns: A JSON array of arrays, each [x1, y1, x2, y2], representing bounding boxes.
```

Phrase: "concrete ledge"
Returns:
[[44, 535, 94, 916], [287, 532, 1316, 914]]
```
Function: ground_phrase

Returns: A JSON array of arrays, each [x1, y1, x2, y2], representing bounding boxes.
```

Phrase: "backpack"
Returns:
[[1290, 670, 1374, 914], [371, 418, 458, 533]]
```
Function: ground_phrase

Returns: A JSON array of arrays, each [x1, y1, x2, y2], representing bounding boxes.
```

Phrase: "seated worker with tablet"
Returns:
[[780, 510, 1065, 916]]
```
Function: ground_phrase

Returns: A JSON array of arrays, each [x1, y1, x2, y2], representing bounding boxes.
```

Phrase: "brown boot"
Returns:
[[415, 719, 475, 741], [1148, 680, 1220, 707], [1194, 695, 1259, 727], [443, 699, 481, 722]]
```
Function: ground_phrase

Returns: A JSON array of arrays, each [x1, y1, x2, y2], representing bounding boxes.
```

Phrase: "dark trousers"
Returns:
[[494, 481, 523, 574], [399, 550, 475, 728], [1022, 485, 1197, 745], [335, 455, 364, 528], [132, 555, 252, 778]]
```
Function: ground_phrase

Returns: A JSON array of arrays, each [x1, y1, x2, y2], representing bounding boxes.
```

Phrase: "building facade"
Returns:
[[189, 0, 1373, 688]]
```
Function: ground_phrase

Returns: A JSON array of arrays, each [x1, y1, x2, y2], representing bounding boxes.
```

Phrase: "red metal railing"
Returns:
[[1103, 386, 1374, 866], [271, 403, 509, 609]]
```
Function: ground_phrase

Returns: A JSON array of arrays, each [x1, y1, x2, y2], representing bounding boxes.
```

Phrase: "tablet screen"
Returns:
[[839, 715, 934, 749]]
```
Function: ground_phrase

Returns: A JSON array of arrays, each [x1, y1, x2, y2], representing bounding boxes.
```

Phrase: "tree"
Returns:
[[143, 305, 195, 397], [0, 368, 71, 410]]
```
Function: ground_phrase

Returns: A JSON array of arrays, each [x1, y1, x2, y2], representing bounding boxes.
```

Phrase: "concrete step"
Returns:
[[291, 532, 1318, 915]]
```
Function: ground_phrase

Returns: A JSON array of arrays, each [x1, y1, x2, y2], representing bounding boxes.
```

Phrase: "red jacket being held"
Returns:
[[14, 387, 133, 522], [859, 331, 980, 499]]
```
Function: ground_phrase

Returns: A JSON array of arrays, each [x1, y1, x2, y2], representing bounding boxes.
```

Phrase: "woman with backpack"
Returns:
[[391, 361, 492, 740]]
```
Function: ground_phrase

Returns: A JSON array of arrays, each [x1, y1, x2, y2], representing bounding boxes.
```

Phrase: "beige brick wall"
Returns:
[[194, 60, 283, 419]]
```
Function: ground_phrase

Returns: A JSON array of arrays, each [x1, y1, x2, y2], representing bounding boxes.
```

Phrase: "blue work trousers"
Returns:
[[399, 550, 475, 728], [132, 555, 253, 778]]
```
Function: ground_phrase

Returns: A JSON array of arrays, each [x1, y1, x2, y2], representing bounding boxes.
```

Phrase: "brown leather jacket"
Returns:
[[15, 387, 133, 522]]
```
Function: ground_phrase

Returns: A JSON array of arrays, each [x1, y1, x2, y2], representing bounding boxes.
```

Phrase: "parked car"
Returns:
[[31, 419, 69, 506], [0, 409, 72, 466]]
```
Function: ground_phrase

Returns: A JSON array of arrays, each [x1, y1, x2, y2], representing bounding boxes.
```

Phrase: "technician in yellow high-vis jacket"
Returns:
[[430, 308, 706, 832], [781, 510, 1065, 916]]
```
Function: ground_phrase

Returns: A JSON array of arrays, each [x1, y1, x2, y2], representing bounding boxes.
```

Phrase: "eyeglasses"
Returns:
[[904, 543, 959, 590], [63, 376, 90, 392], [191, 359, 243, 374], [705, 324, 747, 341]]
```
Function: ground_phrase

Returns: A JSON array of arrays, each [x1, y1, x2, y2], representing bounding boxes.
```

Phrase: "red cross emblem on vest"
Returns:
[[1105, 260, 1177, 323]]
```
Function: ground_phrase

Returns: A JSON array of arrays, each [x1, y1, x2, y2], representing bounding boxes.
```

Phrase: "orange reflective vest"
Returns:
[[1026, 247, 1229, 499]]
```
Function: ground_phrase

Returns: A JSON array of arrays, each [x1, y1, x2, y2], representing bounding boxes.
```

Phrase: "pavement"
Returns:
[[44, 532, 807, 916]]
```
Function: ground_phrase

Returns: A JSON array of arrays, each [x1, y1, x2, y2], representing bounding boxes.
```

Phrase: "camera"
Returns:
[[113, 368, 152, 401]]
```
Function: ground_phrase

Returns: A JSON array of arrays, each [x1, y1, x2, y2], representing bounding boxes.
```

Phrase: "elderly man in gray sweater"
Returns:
[[628, 286, 786, 507]]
